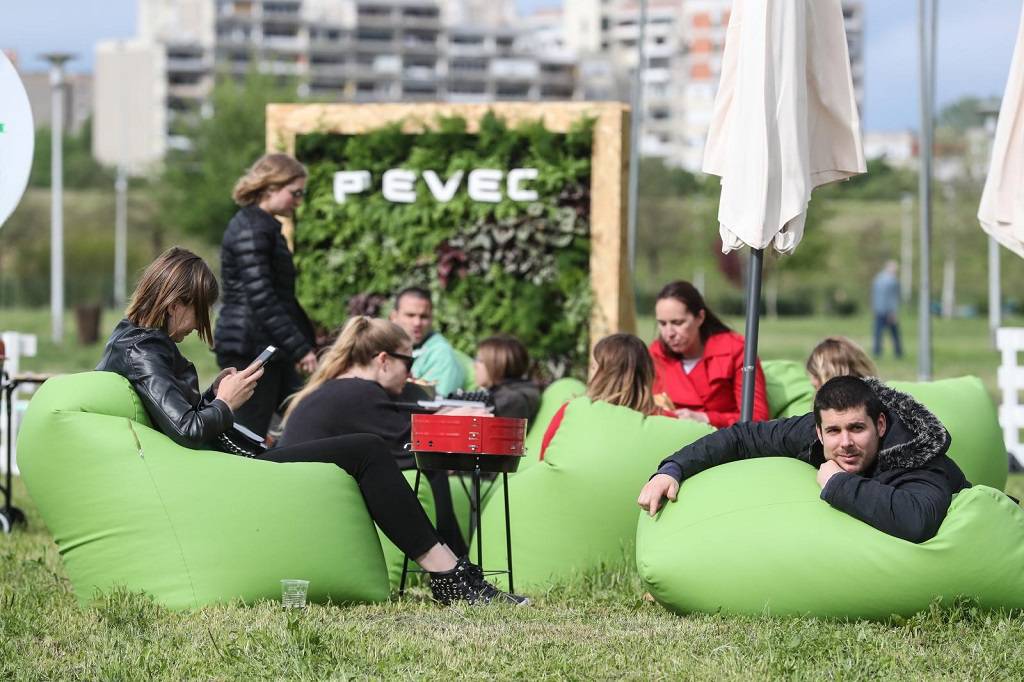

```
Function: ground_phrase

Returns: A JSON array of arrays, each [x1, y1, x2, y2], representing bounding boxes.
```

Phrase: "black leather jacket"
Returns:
[[97, 319, 233, 450], [214, 205, 315, 364]]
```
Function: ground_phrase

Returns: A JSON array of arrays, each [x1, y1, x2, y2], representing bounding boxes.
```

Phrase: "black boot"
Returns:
[[428, 556, 530, 606]]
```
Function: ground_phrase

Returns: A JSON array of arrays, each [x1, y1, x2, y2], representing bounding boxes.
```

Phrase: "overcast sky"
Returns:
[[2, 0, 1021, 131]]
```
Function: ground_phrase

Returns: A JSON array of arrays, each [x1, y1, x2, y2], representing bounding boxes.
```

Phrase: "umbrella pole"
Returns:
[[740, 248, 764, 422]]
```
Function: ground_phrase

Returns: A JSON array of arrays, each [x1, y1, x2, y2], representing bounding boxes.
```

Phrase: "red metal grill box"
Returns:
[[410, 414, 526, 473]]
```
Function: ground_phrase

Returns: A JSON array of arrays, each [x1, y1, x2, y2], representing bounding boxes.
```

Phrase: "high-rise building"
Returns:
[[94, 0, 581, 165], [558, 0, 865, 170]]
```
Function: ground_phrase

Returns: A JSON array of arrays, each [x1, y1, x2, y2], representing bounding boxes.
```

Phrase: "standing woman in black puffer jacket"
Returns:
[[215, 154, 319, 437]]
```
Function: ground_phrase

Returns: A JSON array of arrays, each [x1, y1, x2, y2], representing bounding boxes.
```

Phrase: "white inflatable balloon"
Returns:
[[0, 51, 35, 229]]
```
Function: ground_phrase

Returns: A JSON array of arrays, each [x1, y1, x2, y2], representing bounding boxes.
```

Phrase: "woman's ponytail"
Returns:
[[280, 316, 409, 425]]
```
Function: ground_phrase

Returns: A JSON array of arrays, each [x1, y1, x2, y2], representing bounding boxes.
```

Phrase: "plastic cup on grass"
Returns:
[[281, 579, 309, 609]]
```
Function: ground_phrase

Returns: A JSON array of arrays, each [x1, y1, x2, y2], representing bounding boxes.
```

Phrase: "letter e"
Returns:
[[467, 169, 502, 203], [382, 169, 417, 203]]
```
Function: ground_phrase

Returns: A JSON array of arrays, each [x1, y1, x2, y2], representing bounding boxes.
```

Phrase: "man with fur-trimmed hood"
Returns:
[[637, 376, 969, 543]]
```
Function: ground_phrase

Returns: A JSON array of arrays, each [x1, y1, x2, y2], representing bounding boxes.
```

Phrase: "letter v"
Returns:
[[422, 170, 464, 203]]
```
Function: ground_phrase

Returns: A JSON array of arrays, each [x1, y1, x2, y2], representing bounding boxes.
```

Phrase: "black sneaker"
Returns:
[[428, 556, 530, 606]]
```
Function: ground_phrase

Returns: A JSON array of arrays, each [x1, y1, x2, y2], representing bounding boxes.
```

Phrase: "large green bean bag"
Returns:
[[637, 457, 1024, 619], [762, 360, 815, 418], [519, 377, 586, 472], [17, 371, 391, 609], [474, 397, 713, 590]]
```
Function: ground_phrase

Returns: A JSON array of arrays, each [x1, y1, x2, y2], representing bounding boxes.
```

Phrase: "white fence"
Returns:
[[998, 327, 1024, 468], [0, 331, 39, 475]]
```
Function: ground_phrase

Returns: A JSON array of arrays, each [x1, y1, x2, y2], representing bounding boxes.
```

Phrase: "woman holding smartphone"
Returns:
[[97, 247, 525, 606], [215, 153, 318, 438]]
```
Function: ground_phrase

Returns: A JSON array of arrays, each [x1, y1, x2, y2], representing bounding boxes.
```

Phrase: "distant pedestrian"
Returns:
[[871, 260, 903, 358]]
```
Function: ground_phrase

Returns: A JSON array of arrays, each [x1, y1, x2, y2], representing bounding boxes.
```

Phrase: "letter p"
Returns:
[[333, 171, 371, 203]]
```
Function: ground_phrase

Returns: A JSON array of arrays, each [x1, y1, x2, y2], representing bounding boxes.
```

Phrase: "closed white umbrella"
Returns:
[[702, 0, 866, 419], [979, 6, 1024, 260]]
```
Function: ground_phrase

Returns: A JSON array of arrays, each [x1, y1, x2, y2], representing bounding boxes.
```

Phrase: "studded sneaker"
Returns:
[[428, 556, 530, 606]]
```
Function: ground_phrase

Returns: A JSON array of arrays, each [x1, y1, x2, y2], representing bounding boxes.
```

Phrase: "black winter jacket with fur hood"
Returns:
[[657, 378, 969, 543], [214, 205, 315, 364]]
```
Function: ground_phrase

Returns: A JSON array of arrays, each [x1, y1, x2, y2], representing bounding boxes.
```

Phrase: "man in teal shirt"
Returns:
[[389, 287, 466, 397]]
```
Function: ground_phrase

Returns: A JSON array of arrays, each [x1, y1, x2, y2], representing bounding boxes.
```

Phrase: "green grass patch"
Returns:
[[3, 476, 1024, 678]]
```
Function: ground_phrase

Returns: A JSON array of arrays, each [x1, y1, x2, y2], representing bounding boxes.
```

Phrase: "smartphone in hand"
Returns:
[[251, 345, 277, 369]]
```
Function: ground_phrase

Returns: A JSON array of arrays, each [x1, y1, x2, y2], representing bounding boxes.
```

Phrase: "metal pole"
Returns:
[[900, 193, 913, 304], [740, 248, 764, 422], [989, 236, 1001, 341], [917, 0, 933, 380], [43, 54, 73, 344], [114, 166, 128, 308], [626, 0, 648, 277]]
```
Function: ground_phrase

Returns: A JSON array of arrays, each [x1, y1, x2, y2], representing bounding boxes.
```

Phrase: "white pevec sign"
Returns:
[[0, 50, 34, 229], [334, 168, 539, 204]]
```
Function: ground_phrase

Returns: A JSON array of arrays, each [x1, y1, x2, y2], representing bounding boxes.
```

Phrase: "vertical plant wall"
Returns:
[[293, 112, 594, 377]]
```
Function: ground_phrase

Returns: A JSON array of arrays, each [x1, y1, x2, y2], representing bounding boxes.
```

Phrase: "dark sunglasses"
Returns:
[[386, 351, 414, 372], [289, 189, 305, 199]]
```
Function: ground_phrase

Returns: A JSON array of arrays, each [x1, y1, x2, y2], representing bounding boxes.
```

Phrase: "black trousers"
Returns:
[[218, 355, 302, 438], [423, 469, 469, 557], [256, 433, 442, 560]]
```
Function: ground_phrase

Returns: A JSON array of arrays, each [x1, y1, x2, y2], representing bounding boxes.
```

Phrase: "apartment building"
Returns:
[[94, 0, 580, 166], [560, 0, 865, 170]]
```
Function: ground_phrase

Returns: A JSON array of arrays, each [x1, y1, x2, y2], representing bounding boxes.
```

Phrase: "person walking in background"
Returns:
[[214, 154, 319, 437], [649, 281, 768, 427], [871, 260, 903, 359]]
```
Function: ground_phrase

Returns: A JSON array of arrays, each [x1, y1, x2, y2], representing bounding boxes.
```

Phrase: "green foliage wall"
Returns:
[[293, 113, 594, 377]]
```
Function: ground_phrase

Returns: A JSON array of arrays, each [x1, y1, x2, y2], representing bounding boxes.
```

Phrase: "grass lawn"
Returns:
[[3, 307, 1023, 678], [3, 472, 1024, 679]]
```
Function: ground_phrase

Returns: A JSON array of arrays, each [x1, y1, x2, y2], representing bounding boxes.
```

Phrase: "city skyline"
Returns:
[[2, 0, 1021, 132]]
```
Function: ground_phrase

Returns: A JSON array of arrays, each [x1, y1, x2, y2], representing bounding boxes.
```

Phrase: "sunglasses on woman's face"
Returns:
[[386, 351, 414, 372]]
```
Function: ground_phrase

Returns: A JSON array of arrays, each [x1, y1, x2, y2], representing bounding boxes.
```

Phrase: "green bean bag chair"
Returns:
[[519, 377, 586, 472], [17, 371, 391, 609], [762, 360, 815, 418], [473, 397, 713, 590], [637, 457, 1024, 619]]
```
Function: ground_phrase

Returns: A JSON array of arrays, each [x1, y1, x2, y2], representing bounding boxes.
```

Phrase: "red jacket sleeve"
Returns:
[[538, 402, 568, 461], [705, 355, 769, 428]]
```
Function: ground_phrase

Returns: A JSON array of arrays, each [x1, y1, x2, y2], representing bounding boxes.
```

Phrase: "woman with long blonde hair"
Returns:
[[278, 316, 475, 563], [805, 336, 878, 390], [100, 250, 522, 606], [215, 153, 319, 439], [538, 334, 671, 459]]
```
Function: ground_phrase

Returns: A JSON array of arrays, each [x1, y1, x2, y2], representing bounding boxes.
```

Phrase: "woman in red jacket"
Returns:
[[649, 281, 768, 428]]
